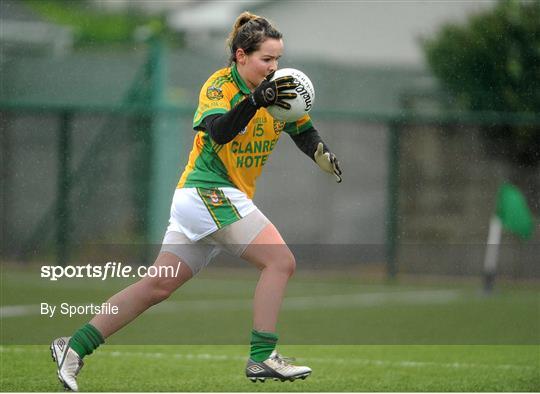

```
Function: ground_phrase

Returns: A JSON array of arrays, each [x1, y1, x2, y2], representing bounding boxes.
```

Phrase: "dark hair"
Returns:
[[226, 11, 282, 65]]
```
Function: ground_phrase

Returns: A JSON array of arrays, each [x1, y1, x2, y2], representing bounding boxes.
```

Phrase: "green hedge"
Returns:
[[24, 0, 168, 45]]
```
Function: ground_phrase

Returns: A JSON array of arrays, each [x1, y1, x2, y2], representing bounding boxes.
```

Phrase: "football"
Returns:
[[267, 68, 315, 122]]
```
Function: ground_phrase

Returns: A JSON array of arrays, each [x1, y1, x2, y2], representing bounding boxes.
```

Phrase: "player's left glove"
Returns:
[[314, 142, 342, 183]]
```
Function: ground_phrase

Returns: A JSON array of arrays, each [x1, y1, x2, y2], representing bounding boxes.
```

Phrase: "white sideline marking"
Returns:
[[0, 346, 535, 371], [0, 305, 37, 317], [0, 289, 461, 318], [152, 289, 461, 313]]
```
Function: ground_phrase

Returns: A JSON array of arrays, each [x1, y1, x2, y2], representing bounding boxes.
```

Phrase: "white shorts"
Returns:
[[160, 187, 270, 275], [166, 187, 257, 242]]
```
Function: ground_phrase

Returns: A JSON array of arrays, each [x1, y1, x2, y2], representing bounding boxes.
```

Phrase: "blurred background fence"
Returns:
[[1, 0, 539, 280]]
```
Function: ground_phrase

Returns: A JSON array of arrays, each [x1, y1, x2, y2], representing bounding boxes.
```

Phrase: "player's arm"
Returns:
[[204, 74, 298, 145], [203, 99, 257, 144], [290, 127, 342, 183]]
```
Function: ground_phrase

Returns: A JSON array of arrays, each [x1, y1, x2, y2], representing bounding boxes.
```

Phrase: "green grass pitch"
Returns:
[[1, 264, 539, 391], [1, 344, 538, 391]]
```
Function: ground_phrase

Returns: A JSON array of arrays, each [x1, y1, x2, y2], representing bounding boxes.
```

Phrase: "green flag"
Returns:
[[495, 183, 534, 240]]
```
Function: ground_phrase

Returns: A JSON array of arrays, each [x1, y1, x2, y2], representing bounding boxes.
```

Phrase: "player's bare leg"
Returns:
[[241, 223, 311, 382], [51, 252, 192, 391], [241, 222, 294, 332], [90, 252, 193, 337]]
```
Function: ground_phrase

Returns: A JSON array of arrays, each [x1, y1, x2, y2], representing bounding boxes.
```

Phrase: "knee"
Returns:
[[271, 251, 296, 278], [144, 277, 177, 305], [286, 253, 297, 277], [141, 255, 193, 305]]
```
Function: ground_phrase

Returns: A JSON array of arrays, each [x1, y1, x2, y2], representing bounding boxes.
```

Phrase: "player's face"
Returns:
[[237, 38, 283, 90]]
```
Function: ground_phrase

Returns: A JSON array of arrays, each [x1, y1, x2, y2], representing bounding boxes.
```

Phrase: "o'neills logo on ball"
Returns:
[[295, 83, 313, 111]]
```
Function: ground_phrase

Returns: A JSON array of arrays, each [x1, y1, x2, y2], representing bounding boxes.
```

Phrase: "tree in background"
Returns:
[[422, 0, 540, 212], [23, 0, 175, 47]]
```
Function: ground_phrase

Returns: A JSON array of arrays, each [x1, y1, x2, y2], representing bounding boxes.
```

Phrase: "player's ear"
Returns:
[[236, 48, 247, 65]]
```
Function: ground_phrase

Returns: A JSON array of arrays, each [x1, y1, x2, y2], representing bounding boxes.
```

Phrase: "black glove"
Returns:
[[249, 73, 299, 109]]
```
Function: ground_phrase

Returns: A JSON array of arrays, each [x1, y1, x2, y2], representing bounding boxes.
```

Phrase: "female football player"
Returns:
[[51, 11, 341, 391]]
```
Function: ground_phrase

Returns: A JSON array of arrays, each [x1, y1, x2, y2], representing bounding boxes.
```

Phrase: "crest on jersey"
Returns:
[[206, 86, 223, 100], [273, 119, 285, 135]]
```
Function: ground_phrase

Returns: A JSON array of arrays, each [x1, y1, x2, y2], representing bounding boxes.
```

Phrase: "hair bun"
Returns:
[[226, 11, 281, 66], [236, 12, 258, 29]]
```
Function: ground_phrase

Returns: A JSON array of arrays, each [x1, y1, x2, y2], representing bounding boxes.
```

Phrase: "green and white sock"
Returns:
[[69, 323, 104, 359], [250, 329, 278, 362]]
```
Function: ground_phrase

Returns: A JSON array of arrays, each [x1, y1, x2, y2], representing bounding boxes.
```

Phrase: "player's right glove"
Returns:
[[314, 142, 343, 183], [249, 73, 299, 109]]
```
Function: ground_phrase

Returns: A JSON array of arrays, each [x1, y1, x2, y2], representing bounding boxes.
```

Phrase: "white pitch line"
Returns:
[[152, 289, 461, 313], [0, 346, 535, 371], [0, 289, 462, 318], [0, 304, 37, 317]]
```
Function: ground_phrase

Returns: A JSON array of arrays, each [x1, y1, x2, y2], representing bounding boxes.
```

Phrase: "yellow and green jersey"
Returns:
[[177, 63, 313, 199]]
